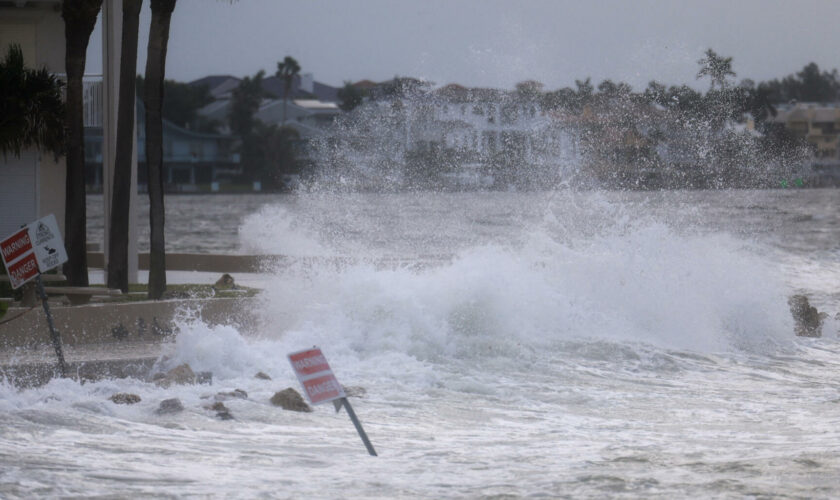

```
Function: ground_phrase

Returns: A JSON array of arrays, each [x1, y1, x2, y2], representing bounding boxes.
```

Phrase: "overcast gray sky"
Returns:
[[86, 0, 840, 91]]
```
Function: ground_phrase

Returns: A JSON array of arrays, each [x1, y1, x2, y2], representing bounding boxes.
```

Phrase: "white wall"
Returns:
[[0, 4, 66, 238]]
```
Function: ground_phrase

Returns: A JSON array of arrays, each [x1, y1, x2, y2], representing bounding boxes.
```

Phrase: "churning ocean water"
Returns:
[[3, 189, 840, 498]]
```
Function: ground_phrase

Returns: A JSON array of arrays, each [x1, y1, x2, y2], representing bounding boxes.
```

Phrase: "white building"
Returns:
[[1, 1, 137, 280], [0, 1, 67, 239]]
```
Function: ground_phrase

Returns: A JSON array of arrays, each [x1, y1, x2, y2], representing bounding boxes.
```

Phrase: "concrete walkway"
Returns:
[[0, 340, 167, 388]]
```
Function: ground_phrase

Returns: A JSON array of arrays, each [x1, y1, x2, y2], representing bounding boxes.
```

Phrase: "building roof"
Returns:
[[189, 75, 241, 99], [189, 74, 237, 89], [293, 99, 339, 110], [352, 80, 379, 89], [260, 75, 339, 103], [190, 73, 340, 103]]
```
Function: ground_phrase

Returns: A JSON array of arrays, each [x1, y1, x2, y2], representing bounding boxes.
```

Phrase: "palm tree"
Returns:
[[107, 0, 143, 293], [0, 44, 65, 158], [337, 81, 365, 112], [62, 0, 103, 288], [276, 55, 300, 125], [144, 0, 177, 300], [697, 48, 736, 91]]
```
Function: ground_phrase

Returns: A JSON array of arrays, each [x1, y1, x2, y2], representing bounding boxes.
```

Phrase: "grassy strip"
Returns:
[[0, 275, 259, 302]]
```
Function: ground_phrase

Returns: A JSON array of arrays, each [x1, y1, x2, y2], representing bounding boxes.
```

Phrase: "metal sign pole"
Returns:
[[34, 275, 67, 377], [340, 397, 377, 457]]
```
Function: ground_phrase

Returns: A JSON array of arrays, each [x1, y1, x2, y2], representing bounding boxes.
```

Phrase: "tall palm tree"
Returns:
[[0, 44, 65, 158], [62, 0, 103, 287], [697, 48, 736, 91], [276, 55, 300, 125], [144, 0, 177, 300], [107, 0, 143, 293]]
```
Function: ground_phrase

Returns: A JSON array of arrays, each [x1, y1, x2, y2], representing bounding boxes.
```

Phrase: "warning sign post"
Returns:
[[288, 347, 377, 456], [0, 214, 68, 376]]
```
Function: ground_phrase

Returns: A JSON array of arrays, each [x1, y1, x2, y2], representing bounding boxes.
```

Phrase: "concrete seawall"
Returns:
[[0, 297, 257, 348], [0, 297, 258, 387], [87, 252, 451, 273]]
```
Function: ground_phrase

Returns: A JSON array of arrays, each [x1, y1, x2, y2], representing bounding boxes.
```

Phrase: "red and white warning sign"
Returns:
[[0, 214, 68, 289], [288, 347, 346, 405], [1, 227, 32, 264]]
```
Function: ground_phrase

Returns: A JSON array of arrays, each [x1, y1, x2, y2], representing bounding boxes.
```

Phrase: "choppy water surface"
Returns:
[[3, 189, 839, 498]]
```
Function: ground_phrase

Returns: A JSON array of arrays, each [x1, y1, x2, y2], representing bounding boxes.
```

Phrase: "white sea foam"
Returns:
[[248, 219, 793, 373], [238, 203, 330, 257], [3, 191, 837, 498]]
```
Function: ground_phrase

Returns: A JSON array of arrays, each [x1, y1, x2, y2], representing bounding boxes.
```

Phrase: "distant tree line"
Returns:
[[135, 75, 218, 132], [225, 57, 307, 190], [151, 50, 838, 192], [322, 49, 821, 191]]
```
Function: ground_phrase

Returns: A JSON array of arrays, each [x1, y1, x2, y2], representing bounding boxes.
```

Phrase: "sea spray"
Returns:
[[249, 219, 794, 368]]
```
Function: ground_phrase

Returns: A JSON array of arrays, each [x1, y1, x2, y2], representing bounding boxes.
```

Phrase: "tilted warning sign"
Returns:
[[6, 252, 39, 289], [29, 215, 67, 273], [0, 228, 32, 264], [0, 214, 68, 289], [287, 346, 377, 456], [288, 347, 346, 405]]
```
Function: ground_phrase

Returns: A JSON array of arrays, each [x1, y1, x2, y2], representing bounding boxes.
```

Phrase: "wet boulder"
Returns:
[[788, 295, 827, 338], [156, 398, 184, 415], [254, 371, 272, 380], [153, 363, 197, 388], [270, 388, 312, 412], [214, 273, 236, 290], [110, 393, 141, 405]]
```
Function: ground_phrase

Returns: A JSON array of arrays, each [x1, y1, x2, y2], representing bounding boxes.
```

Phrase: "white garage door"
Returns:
[[0, 151, 38, 239]]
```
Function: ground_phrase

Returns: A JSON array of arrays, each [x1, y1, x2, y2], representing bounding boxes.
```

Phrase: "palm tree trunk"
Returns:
[[144, 0, 176, 300], [107, 0, 143, 293], [62, 0, 103, 287], [283, 89, 288, 126]]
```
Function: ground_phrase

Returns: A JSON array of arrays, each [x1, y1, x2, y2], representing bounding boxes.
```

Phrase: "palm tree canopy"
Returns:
[[697, 48, 736, 90], [0, 44, 65, 158], [276, 55, 301, 96]]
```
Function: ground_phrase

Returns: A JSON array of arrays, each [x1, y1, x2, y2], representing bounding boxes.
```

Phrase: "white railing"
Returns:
[[83, 76, 103, 128]]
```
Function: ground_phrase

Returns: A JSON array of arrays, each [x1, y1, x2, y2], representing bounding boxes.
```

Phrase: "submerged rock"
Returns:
[[206, 402, 228, 412], [342, 385, 367, 398], [270, 388, 312, 412], [203, 401, 235, 420], [110, 393, 141, 405], [789, 295, 827, 337], [215, 389, 248, 401], [216, 410, 235, 421], [156, 398, 184, 415], [254, 371, 272, 381]]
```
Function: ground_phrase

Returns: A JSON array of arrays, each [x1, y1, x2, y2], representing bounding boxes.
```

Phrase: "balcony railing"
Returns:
[[83, 76, 103, 128]]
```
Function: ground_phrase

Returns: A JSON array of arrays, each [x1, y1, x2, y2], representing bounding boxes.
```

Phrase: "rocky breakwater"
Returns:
[[104, 364, 363, 421]]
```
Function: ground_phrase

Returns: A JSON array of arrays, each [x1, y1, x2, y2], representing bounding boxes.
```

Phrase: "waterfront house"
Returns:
[[773, 102, 840, 184], [85, 103, 240, 192], [195, 73, 341, 147]]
